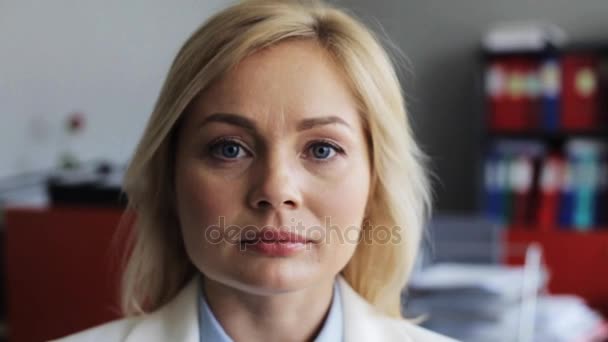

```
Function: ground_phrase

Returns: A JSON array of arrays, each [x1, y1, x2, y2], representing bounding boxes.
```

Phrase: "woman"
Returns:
[[56, 0, 456, 341]]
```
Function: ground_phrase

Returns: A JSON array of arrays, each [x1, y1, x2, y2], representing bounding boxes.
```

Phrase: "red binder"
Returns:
[[487, 60, 510, 130], [524, 59, 542, 129], [511, 155, 534, 226], [537, 155, 564, 231], [488, 57, 540, 131], [561, 54, 599, 130]]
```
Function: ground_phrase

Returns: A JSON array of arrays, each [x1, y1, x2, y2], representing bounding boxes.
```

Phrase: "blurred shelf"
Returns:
[[480, 40, 608, 60], [486, 129, 608, 142], [506, 227, 608, 235]]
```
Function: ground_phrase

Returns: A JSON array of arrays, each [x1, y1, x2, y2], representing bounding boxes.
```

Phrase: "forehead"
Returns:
[[189, 39, 361, 131]]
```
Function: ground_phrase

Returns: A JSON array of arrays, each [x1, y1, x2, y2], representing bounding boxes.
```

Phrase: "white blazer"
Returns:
[[52, 276, 458, 342]]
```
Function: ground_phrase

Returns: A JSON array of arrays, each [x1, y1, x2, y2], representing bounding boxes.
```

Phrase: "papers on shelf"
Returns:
[[482, 22, 567, 53], [405, 263, 604, 342]]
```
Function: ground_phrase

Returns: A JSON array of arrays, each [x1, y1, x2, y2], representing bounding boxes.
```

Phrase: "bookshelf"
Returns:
[[488, 129, 608, 142], [479, 41, 608, 317]]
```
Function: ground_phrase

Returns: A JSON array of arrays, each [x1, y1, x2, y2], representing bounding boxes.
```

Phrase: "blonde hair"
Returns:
[[120, 0, 432, 319]]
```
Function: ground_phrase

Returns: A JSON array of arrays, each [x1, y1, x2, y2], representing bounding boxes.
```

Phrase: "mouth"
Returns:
[[238, 228, 313, 257], [239, 228, 312, 244]]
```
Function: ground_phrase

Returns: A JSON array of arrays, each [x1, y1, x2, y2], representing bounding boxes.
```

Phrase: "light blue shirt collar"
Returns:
[[198, 277, 343, 342]]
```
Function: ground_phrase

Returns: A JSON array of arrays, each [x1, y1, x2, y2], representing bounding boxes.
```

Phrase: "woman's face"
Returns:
[[174, 40, 371, 295]]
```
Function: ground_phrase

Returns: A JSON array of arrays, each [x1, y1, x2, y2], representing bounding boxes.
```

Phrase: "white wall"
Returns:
[[0, 0, 230, 179]]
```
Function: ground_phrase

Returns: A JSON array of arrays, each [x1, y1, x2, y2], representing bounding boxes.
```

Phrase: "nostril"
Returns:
[[257, 200, 271, 209], [255, 199, 296, 209]]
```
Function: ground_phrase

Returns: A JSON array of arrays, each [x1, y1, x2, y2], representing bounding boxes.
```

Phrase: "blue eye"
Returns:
[[209, 139, 248, 160], [309, 142, 340, 160], [221, 144, 240, 158]]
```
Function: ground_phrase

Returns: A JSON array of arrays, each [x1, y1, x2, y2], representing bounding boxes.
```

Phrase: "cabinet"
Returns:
[[504, 229, 608, 317], [4, 207, 127, 342], [480, 43, 608, 318]]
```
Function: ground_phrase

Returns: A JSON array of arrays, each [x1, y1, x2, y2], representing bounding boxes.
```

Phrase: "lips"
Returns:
[[239, 228, 311, 257], [240, 228, 310, 244]]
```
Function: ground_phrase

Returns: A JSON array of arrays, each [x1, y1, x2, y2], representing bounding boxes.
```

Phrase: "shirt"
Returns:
[[198, 277, 343, 342]]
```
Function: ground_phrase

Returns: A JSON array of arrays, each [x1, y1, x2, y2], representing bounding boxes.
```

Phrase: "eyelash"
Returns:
[[304, 139, 346, 163], [207, 137, 251, 162], [206, 137, 345, 163]]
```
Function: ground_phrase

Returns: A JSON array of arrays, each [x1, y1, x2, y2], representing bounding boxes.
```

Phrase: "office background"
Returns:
[[1, 1, 608, 341], [3, 0, 608, 212]]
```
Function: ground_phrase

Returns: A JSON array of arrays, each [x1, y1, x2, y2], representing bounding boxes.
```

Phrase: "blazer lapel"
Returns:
[[123, 275, 414, 342], [125, 278, 200, 342], [338, 276, 413, 342]]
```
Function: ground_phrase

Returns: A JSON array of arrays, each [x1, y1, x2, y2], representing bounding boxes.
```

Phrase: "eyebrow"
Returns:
[[296, 116, 351, 131], [198, 113, 352, 132], [199, 113, 256, 131]]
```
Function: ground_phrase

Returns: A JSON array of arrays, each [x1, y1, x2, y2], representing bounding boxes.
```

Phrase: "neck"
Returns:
[[202, 275, 336, 342]]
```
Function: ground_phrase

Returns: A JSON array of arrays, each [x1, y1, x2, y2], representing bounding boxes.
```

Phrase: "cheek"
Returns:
[[309, 156, 371, 266], [174, 160, 246, 253], [175, 161, 249, 277], [312, 156, 370, 228], [177, 163, 234, 221]]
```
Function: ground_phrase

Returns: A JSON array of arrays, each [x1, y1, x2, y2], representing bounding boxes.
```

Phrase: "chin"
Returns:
[[207, 258, 325, 296]]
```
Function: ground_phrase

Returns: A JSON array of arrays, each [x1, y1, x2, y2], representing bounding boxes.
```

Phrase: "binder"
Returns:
[[512, 58, 538, 130], [539, 57, 561, 131], [595, 155, 608, 227], [510, 155, 534, 226], [557, 159, 574, 229], [568, 140, 601, 230], [537, 155, 564, 231], [561, 54, 600, 130], [528, 156, 543, 225], [487, 61, 511, 130], [495, 157, 511, 225], [598, 58, 608, 128], [484, 154, 502, 223], [487, 58, 535, 131], [524, 59, 542, 129]]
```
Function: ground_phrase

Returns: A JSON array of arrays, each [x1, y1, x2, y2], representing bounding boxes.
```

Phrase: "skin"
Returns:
[[174, 39, 371, 342]]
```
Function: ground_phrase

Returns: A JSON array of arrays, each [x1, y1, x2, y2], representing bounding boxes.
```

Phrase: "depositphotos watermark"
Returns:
[[202, 216, 402, 247]]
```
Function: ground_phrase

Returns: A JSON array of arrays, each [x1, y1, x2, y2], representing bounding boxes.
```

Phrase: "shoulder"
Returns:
[[49, 317, 140, 342], [50, 278, 200, 342], [337, 276, 459, 342]]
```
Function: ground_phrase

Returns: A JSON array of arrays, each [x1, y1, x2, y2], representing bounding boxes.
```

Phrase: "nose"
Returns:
[[247, 155, 301, 211]]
